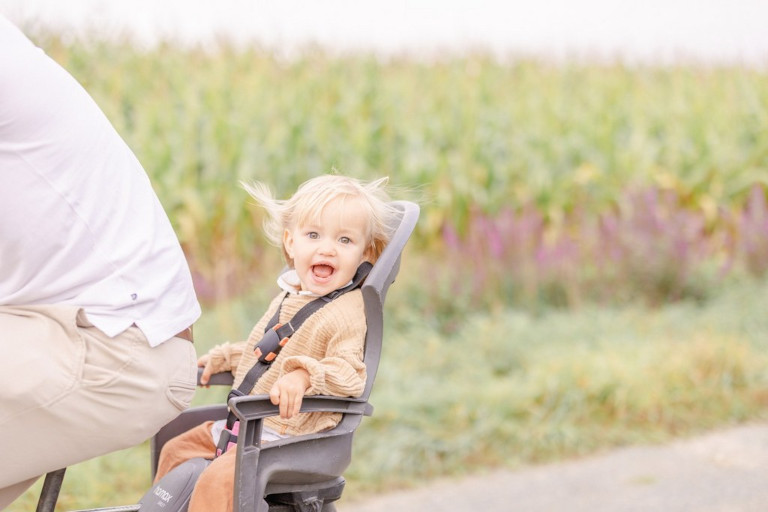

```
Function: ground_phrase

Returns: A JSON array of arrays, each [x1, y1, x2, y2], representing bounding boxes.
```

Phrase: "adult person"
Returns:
[[0, 14, 201, 509]]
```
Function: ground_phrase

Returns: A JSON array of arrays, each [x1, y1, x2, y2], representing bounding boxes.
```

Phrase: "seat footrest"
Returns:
[[266, 479, 345, 511]]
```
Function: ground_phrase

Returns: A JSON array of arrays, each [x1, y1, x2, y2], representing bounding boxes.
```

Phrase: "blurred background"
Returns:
[[3, 1, 768, 510]]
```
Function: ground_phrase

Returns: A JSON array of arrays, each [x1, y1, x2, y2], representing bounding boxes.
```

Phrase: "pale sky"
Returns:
[[2, 0, 767, 66]]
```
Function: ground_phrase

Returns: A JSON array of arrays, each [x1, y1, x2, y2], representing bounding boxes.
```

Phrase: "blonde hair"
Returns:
[[242, 174, 399, 267]]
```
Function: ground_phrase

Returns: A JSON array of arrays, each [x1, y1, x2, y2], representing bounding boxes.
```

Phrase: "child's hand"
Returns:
[[197, 353, 213, 387], [270, 369, 311, 419]]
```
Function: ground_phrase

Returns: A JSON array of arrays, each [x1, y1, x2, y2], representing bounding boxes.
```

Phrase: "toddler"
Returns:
[[154, 174, 399, 511]]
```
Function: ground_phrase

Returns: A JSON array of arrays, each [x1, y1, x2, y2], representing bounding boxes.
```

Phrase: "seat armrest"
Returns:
[[229, 394, 373, 422], [197, 367, 235, 386]]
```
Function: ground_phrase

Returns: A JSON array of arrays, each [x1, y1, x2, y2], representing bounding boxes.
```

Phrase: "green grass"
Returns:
[[343, 276, 768, 494], [12, 277, 768, 510]]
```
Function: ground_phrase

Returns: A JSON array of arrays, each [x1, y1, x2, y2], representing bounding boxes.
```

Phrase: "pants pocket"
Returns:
[[166, 379, 196, 411], [0, 305, 84, 422], [77, 312, 137, 389], [165, 340, 197, 412]]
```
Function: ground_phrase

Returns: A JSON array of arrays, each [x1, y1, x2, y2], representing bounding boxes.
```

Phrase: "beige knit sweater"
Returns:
[[205, 289, 367, 436]]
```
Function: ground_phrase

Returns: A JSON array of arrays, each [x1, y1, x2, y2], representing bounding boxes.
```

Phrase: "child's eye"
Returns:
[[307, 232, 319, 239], [339, 236, 351, 244]]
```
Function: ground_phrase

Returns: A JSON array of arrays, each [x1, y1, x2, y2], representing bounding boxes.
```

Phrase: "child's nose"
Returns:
[[318, 238, 336, 255]]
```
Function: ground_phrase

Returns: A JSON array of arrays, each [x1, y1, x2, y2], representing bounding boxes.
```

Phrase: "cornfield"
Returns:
[[35, 33, 768, 309]]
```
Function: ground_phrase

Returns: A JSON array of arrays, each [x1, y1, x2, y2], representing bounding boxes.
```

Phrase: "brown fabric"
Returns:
[[173, 326, 194, 342], [188, 450, 236, 512], [206, 341, 244, 376], [154, 421, 217, 483], [154, 421, 235, 512], [210, 289, 367, 436]]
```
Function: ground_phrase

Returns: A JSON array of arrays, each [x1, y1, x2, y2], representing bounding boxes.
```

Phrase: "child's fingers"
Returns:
[[199, 364, 212, 386], [279, 388, 298, 419], [280, 397, 290, 419], [271, 372, 308, 418], [290, 393, 304, 418], [269, 382, 281, 406], [276, 388, 288, 418]]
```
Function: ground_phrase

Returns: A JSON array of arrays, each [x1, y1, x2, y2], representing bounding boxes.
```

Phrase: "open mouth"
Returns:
[[312, 264, 335, 280]]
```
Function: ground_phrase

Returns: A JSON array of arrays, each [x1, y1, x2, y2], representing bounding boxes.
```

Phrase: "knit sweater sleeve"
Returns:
[[205, 341, 246, 375], [280, 291, 367, 398]]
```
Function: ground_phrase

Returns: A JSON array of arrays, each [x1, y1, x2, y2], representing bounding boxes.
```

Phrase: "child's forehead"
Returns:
[[293, 196, 369, 229]]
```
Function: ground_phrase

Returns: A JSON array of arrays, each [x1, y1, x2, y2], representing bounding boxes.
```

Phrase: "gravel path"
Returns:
[[338, 423, 768, 512]]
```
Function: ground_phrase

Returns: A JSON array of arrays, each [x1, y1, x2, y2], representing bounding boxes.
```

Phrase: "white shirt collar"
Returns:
[[276, 269, 353, 297], [277, 269, 316, 296]]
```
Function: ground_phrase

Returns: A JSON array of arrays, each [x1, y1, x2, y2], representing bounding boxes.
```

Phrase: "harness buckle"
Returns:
[[257, 328, 282, 363]]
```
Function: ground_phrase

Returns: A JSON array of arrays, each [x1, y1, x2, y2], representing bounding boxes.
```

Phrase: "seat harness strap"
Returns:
[[215, 262, 372, 456]]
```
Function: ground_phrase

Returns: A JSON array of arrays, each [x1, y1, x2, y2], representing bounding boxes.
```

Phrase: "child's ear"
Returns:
[[283, 229, 295, 260], [363, 242, 375, 263]]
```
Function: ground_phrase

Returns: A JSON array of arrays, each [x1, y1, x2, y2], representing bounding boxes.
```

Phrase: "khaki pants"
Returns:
[[155, 421, 236, 512], [0, 305, 197, 510]]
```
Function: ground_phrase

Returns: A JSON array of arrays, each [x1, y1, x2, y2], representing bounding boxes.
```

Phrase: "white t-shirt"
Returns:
[[0, 15, 201, 346]]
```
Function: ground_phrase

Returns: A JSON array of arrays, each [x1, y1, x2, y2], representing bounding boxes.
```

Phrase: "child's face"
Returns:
[[283, 197, 371, 296]]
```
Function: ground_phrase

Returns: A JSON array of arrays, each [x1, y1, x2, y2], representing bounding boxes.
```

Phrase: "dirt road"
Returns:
[[338, 422, 768, 512]]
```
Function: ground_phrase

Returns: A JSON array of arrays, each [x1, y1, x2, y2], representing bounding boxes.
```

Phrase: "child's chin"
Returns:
[[304, 283, 330, 295]]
